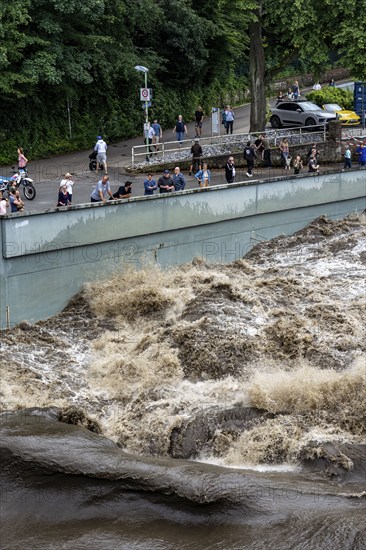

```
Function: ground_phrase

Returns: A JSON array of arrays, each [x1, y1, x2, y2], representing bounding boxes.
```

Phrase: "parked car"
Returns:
[[270, 100, 337, 129], [322, 103, 360, 126]]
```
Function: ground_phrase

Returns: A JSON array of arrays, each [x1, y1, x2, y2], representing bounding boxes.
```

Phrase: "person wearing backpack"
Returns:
[[243, 141, 256, 177]]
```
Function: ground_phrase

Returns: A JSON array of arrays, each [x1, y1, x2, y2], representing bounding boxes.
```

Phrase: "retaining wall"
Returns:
[[0, 169, 365, 327]]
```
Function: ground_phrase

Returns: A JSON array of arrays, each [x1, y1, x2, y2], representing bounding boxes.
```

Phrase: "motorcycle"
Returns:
[[0, 167, 36, 200]]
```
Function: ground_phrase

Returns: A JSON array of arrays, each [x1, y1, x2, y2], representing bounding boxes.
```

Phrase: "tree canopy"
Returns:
[[0, 0, 364, 163]]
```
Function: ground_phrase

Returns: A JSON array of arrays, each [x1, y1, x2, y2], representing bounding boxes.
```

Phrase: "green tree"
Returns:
[[0, 1, 32, 96], [331, 0, 366, 80]]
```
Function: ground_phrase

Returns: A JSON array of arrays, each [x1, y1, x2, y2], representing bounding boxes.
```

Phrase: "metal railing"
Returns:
[[131, 126, 328, 166]]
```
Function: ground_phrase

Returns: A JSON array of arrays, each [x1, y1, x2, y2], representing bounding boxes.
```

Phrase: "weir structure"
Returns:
[[0, 169, 365, 327]]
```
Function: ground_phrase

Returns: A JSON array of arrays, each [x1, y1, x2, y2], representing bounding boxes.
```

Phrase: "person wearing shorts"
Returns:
[[151, 119, 162, 153], [94, 136, 108, 174], [194, 106, 204, 137]]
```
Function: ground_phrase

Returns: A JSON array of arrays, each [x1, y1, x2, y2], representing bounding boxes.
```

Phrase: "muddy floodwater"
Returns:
[[1, 213, 365, 549]]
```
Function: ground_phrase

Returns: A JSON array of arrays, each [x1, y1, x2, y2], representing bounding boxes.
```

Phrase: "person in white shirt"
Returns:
[[59, 172, 74, 202], [0, 191, 9, 215], [94, 136, 108, 174], [144, 123, 155, 160]]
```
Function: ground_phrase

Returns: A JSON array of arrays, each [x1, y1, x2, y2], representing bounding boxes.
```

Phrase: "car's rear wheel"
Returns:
[[270, 115, 282, 129], [305, 117, 316, 126]]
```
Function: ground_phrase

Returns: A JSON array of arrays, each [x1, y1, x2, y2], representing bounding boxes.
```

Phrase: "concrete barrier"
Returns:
[[1, 169, 365, 327]]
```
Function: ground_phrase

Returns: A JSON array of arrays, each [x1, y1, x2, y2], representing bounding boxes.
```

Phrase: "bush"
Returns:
[[306, 87, 353, 109]]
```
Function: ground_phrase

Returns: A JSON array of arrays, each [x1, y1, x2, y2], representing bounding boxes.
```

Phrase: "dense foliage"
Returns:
[[306, 89, 354, 110], [0, 0, 364, 163]]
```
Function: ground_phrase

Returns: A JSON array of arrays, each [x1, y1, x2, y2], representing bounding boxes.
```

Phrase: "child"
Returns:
[[343, 145, 352, 170]]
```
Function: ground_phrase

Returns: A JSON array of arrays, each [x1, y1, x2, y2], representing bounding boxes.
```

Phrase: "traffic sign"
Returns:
[[141, 101, 151, 109], [140, 88, 151, 101]]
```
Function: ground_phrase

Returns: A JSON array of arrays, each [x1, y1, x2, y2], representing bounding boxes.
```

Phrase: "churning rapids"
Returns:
[[1, 213, 365, 549]]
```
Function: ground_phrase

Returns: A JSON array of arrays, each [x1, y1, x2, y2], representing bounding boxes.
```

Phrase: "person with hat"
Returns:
[[94, 135, 108, 175], [158, 169, 175, 193], [189, 139, 203, 176], [59, 172, 75, 202], [113, 180, 133, 199]]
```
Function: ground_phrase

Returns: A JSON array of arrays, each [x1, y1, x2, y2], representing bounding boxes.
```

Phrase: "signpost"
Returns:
[[211, 107, 220, 135], [135, 66, 150, 162]]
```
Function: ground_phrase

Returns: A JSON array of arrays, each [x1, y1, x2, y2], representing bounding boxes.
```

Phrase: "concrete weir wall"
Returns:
[[1, 170, 365, 327]]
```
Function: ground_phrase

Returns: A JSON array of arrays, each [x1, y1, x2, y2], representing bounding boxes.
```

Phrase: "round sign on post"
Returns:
[[140, 88, 151, 101]]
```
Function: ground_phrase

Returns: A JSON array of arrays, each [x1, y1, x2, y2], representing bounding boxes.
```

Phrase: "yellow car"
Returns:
[[322, 103, 360, 126]]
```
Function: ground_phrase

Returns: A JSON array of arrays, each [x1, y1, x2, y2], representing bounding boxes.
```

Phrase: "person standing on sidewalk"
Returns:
[[189, 139, 202, 175], [94, 136, 108, 175], [158, 169, 175, 193], [279, 138, 290, 169], [17, 147, 28, 170], [224, 106, 235, 134], [173, 115, 187, 143], [261, 135, 272, 168], [194, 106, 204, 137], [195, 162, 211, 187], [343, 145, 352, 170], [143, 123, 155, 160], [243, 141, 256, 177], [59, 173, 74, 203], [173, 167, 186, 191], [0, 191, 9, 215], [225, 156, 236, 183], [151, 119, 162, 154], [308, 154, 319, 173], [293, 155, 303, 175], [356, 143, 366, 167], [144, 173, 158, 195]]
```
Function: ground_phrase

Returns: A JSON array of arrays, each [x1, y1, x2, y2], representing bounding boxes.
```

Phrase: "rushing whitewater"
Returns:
[[1, 213, 365, 549], [1, 213, 365, 469]]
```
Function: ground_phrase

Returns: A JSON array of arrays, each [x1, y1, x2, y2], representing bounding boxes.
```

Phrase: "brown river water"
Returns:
[[0, 213, 365, 549]]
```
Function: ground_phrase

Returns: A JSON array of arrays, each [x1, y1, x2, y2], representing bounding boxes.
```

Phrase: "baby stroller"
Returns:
[[89, 150, 104, 171]]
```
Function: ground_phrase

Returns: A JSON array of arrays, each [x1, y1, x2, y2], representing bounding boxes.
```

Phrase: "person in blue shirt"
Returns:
[[90, 175, 114, 203], [195, 163, 211, 187], [173, 167, 186, 191], [356, 143, 366, 167], [144, 173, 158, 195], [151, 120, 162, 153]]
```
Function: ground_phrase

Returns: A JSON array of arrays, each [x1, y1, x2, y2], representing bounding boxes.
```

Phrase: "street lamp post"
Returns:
[[135, 65, 150, 162]]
